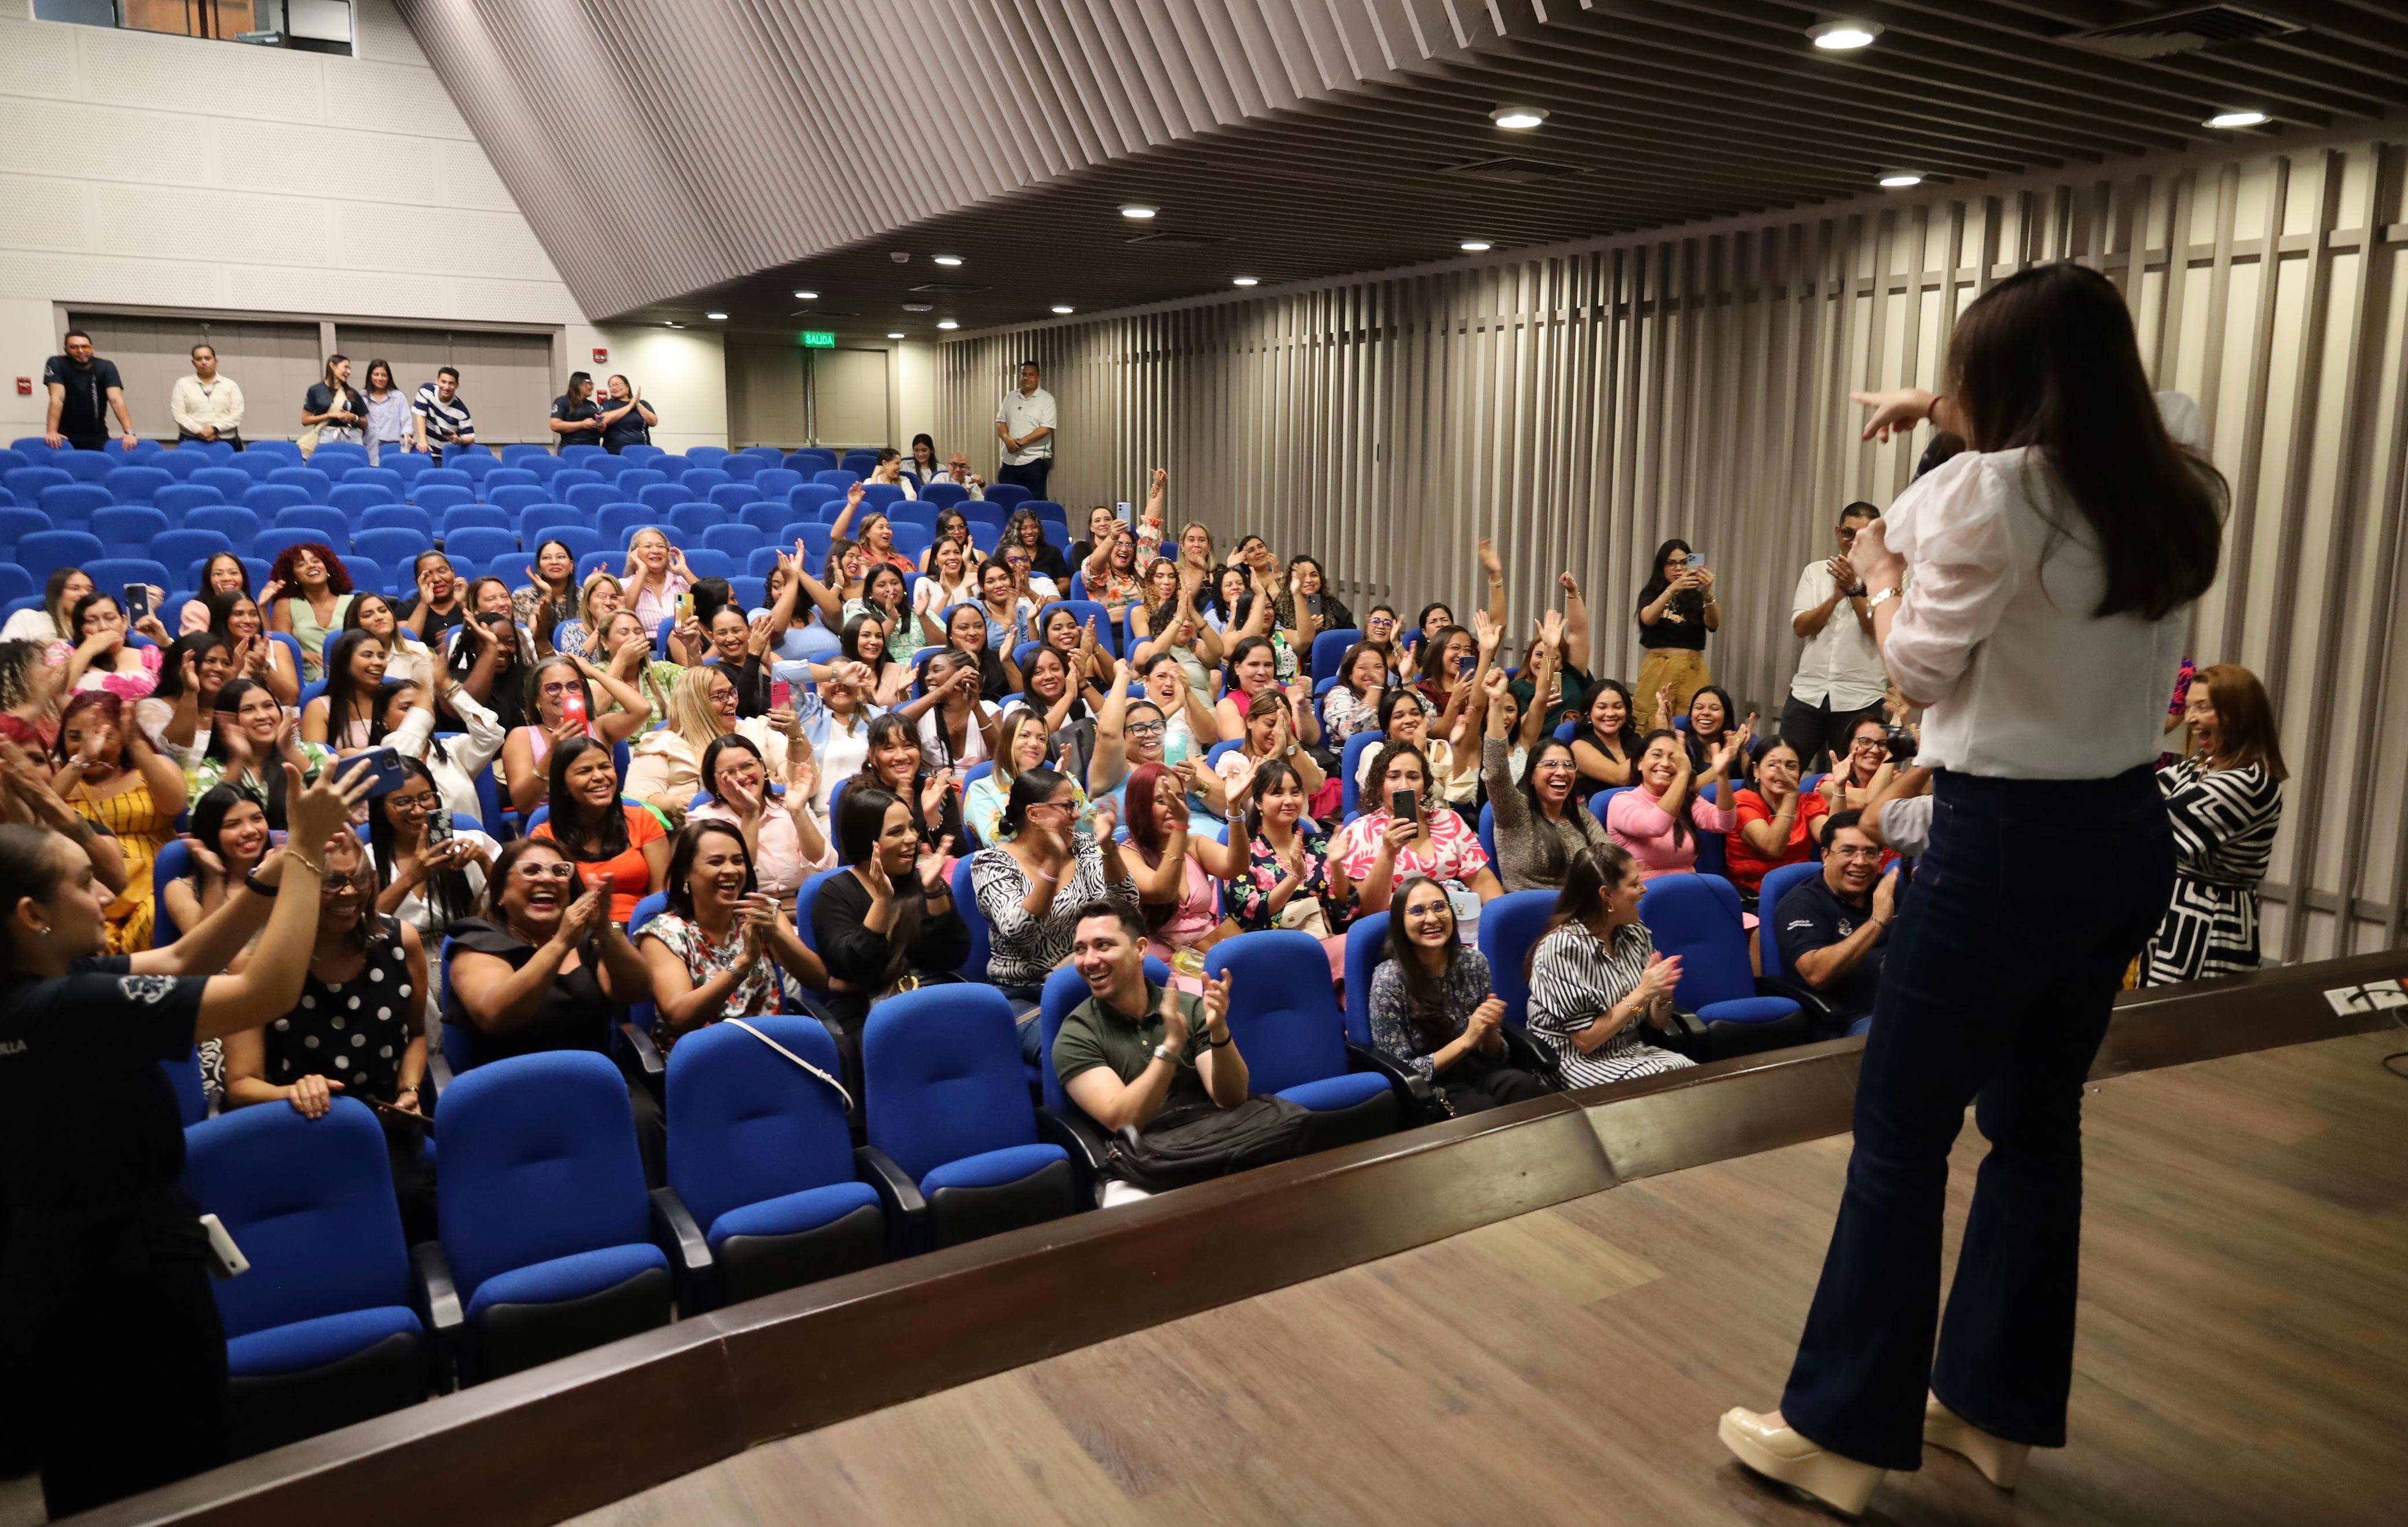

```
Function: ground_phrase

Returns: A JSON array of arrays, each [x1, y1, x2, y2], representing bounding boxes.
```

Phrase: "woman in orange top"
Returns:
[[528, 734, 669, 923]]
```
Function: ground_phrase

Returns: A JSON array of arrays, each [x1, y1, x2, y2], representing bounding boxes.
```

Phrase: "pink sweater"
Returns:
[[1606, 782, 1738, 880]]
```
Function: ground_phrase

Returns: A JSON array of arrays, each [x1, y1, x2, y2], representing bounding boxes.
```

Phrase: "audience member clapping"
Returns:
[[1370, 876, 1552, 1111], [1120, 762, 1244, 988], [1772, 810, 1895, 1037], [1333, 738, 1502, 915], [527, 735, 668, 924], [814, 784, 970, 1058], [970, 766, 1134, 1019], [1525, 845, 1697, 1085], [636, 820, 827, 1055], [192, 680, 324, 829], [1482, 669, 1613, 893], [1604, 725, 1745, 882], [1726, 736, 1831, 901], [687, 732, 829, 897]]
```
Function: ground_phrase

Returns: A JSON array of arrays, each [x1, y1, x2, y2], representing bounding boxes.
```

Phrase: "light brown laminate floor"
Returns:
[[571, 1030, 2408, 1526]]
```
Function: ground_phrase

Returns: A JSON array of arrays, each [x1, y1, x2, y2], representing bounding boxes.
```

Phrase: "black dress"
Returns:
[[0, 957, 225, 1517], [810, 869, 971, 1094]]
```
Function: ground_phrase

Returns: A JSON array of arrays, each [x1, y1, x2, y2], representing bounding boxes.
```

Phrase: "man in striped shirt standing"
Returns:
[[411, 366, 475, 462]]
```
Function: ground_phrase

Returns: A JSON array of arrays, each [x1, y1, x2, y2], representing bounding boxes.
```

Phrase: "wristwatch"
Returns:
[[244, 872, 278, 899], [1152, 1043, 1177, 1063]]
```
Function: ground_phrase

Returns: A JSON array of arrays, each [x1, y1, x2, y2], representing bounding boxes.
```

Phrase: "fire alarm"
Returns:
[[591, 348, 607, 365], [13, 377, 28, 396]]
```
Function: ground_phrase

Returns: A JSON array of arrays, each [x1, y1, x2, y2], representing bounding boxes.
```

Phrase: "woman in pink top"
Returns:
[[622, 527, 694, 634], [1606, 725, 1748, 880]]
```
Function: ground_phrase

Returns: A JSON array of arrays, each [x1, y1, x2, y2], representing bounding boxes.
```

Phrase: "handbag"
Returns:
[[1275, 890, 1332, 940], [724, 1018, 853, 1112], [1106, 1095, 1313, 1192]]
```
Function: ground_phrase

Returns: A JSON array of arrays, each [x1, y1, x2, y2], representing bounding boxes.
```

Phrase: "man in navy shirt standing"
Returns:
[[1774, 810, 1896, 1037], [42, 331, 137, 452]]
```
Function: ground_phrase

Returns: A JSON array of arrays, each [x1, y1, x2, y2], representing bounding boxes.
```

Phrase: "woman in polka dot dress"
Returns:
[[221, 830, 435, 1241]]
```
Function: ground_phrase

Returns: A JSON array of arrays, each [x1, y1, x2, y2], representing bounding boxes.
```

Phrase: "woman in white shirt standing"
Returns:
[[1720, 262, 2226, 1517]]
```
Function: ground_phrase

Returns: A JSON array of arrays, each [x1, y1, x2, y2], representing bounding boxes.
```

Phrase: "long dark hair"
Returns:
[[837, 784, 924, 988], [697, 733, 764, 803], [1576, 678, 1644, 762], [149, 632, 226, 704], [545, 735, 629, 861], [662, 819, 755, 922], [188, 784, 269, 879], [1000, 765, 1070, 840], [838, 611, 891, 680], [1636, 538, 1700, 617], [1243, 757, 1305, 844], [1362, 739, 1431, 818], [1634, 728, 1691, 851], [1386, 873, 1462, 1052], [1947, 262, 2225, 620], [320, 629, 385, 745], [1684, 684, 1737, 765], [369, 757, 475, 930], [1531, 845, 1639, 981], [1414, 625, 1471, 689], [202, 679, 292, 825], [0, 823, 75, 966]]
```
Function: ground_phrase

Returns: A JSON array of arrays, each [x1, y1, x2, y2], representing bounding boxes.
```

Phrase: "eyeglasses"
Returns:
[[512, 861, 578, 882], [386, 792, 438, 813], [1125, 721, 1166, 739], [541, 681, 577, 698], [1851, 737, 1887, 751], [1828, 845, 1884, 862], [1533, 758, 1577, 772]]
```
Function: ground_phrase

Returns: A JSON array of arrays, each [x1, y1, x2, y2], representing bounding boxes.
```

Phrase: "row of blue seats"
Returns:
[[6, 438, 894, 484]]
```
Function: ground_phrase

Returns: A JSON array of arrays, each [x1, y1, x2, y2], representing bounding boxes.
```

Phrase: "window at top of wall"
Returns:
[[34, 0, 354, 58]]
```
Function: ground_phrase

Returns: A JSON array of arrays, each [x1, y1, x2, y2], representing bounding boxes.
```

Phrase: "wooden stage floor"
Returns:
[[571, 1031, 2408, 1527]]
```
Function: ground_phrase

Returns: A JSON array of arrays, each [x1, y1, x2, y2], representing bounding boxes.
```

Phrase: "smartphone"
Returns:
[[771, 678, 792, 710], [1394, 789, 1420, 825], [200, 1213, 250, 1280], [423, 809, 452, 847], [1690, 553, 1708, 572], [1115, 500, 1133, 524], [122, 582, 152, 619], [359, 746, 408, 795], [560, 687, 589, 730], [363, 1096, 432, 1128], [675, 592, 693, 622], [1456, 654, 1474, 677]]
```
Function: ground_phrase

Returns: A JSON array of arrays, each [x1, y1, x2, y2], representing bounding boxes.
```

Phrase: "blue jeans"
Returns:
[[1781, 765, 2172, 1470]]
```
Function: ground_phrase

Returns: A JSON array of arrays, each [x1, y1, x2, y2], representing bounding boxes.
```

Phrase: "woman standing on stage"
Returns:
[[1718, 262, 2226, 1516]]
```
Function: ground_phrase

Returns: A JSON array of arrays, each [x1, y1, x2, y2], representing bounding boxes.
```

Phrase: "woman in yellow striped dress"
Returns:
[[50, 691, 188, 952]]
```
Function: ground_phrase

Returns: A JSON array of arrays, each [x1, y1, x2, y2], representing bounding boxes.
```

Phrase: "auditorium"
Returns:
[[2, 2, 2405, 1524]]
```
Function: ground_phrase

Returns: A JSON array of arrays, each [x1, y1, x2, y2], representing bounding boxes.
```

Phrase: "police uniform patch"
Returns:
[[118, 975, 177, 1005]]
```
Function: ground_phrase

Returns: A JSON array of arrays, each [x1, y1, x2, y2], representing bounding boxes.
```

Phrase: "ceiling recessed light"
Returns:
[[2205, 110, 2268, 129], [1232, 276, 1258, 287], [664, 322, 682, 329], [792, 289, 817, 300], [1119, 203, 1158, 219], [1459, 240, 1492, 252], [937, 320, 959, 331], [704, 311, 728, 320], [887, 331, 905, 339], [933, 255, 963, 266], [1807, 20, 1882, 50], [1878, 172, 1923, 189], [902, 303, 933, 313], [1051, 304, 1075, 314], [1489, 105, 1548, 130]]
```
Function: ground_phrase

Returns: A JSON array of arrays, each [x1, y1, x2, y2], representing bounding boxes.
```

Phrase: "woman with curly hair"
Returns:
[[263, 542, 355, 681]]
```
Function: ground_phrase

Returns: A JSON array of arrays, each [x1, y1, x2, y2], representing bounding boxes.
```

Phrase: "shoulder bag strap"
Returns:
[[724, 1017, 854, 1111]]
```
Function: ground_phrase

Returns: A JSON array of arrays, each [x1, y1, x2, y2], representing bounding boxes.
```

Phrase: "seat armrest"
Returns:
[[1035, 1104, 1112, 1202], [409, 1239, 464, 1392], [1757, 974, 1837, 1022], [855, 1145, 926, 1257], [787, 989, 840, 1028], [1497, 1025, 1560, 1088], [614, 1018, 666, 1100], [648, 1186, 714, 1316], [1346, 1039, 1442, 1125]]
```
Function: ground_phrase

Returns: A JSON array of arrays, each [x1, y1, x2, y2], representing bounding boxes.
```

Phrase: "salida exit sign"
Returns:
[[801, 331, 836, 348]]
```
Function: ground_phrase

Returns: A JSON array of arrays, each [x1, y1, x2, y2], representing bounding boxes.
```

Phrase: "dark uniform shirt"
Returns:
[[0, 957, 206, 1210], [43, 355, 122, 442], [1774, 873, 1888, 1026]]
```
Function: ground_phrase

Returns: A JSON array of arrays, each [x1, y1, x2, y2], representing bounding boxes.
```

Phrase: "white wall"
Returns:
[[894, 339, 939, 457], [0, 0, 728, 450]]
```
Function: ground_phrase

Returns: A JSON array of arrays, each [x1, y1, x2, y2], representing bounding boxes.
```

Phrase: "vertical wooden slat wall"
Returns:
[[942, 137, 2408, 961]]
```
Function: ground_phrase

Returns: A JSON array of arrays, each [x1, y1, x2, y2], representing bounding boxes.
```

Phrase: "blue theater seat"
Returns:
[[104, 464, 175, 504], [1203, 930, 1398, 1151], [182, 1099, 427, 1456], [1639, 872, 1809, 1059], [664, 1016, 890, 1306], [858, 985, 1080, 1250]]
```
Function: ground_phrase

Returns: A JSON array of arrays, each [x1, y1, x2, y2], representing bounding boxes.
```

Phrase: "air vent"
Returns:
[[1434, 155, 1585, 186], [1125, 230, 1227, 248], [2058, 5, 2302, 60], [908, 282, 992, 295], [787, 308, 860, 318]]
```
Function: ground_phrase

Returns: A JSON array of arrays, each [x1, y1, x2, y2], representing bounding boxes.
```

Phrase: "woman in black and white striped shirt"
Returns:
[[2139, 662, 2285, 985], [1525, 844, 1695, 1088]]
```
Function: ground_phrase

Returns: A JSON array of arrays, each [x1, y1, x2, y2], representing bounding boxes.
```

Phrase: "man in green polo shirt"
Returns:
[[1056, 902, 1247, 1202]]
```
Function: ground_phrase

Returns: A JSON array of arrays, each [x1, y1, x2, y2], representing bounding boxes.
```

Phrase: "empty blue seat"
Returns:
[[751, 468, 803, 502], [812, 469, 860, 491], [266, 467, 335, 501], [183, 507, 260, 555], [439, 506, 511, 540], [560, 444, 607, 466], [550, 468, 602, 494], [89, 506, 170, 558], [719, 454, 766, 481], [599, 505, 655, 546], [919, 482, 970, 511], [249, 528, 335, 565], [341, 465, 405, 492], [55, 452, 119, 483], [665, 503, 715, 542], [309, 444, 369, 474], [154, 528, 235, 577], [17, 530, 104, 583], [0, 507, 52, 553], [0, 446, 28, 473], [243, 484, 310, 516], [546, 526, 605, 563], [636, 483, 694, 513], [274, 505, 351, 546], [480, 467, 539, 496], [443, 526, 516, 566], [5, 467, 70, 503], [182, 1098, 427, 1456], [575, 550, 619, 585], [156, 452, 211, 480], [226, 453, 283, 483], [39, 483, 112, 523], [786, 449, 835, 475], [381, 453, 432, 482], [1474, 889, 1559, 1028], [350, 527, 431, 575], [411, 484, 474, 514], [453, 454, 500, 483], [1204, 931, 1398, 1146], [154, 482, 227, 520], [583, 454, 632, 479], [516, 504, 579, 540], [105, 465, 175, 505], [984, 482, 1033, 511], [706, 482, 763, 513], [188, 466, 254, 502], [425, 1051, 687, 1382], [680, 469, 732, 498], [564, 483, 622, 517], [665, 1016, 888, 1306], [615, 468, 666, 495], [0, 564, 30, 608], [487, 484, 549, 515], [328, 483, 397, 516], [686, 446, 731, 468], [860, 985, 1080, 1251], [1639, 873, 1809, 1058], [500, 445, 550, 467], [678, 548, 733, 580], [738, 501, 792, 540], [700, 523, 766, 560], [358, 505, 434, 538], [858, 483, 906, 509], [839, 451, 880, 477]]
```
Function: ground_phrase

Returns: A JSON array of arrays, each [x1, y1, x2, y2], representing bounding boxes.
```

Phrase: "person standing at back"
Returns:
[[43, 329, 137, 453], [994, 359, 1056, 501], [549, 370, 605, 452], [1718, 261, 2227, 1517], [1781, 501, 1888, 770], [411, 365, 475, 463], [169, 343, 244, 451], [597, 374, 658, 454]]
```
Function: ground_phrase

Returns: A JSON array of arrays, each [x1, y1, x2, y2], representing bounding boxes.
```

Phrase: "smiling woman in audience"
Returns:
[[844, 562, 922, 668], [300, 629, 389, 749], [1605, 726, 1746, 882], [1817, 714, 1896, 814], [1333, 737, 1501, 916], [1003, 507, 1071, 583], [2139, 662, 2286, 986], [1481, 669, 1614, 894], [192, 680, 331, 832], [1634, 537, 1717, 722], [367, 756, 497, 945], [1226, 758, 1351, 978], [63, 590, 166, 699], [3, 566, 93, 645], [1206, 687, 1325, 823], [972, 766, 1135, 1031], [1371, 875, 1553, 1111], [264, 543, 355, 682], [528, 735, 669, 924], [968, 709, 1091, 846], [813, 784, 970, 1065], [203, 588, 299, 709], [397, 549, 467, 650], [621, 527, 694, 633], [178, 555, 251, 637], [53, 692, 188, 951], [381, 672, 504, 831], [1320, 641, 1391, 746], [512, 538, 583, 635], [547, 568, 623, 662], [497, 649, 652, 817], [1569, 678, 1643, 788], [861, 711, 963, 853], [1120, 761, 1245, 989], [623, 663, 791, 827], [339, 591, 434, 691], [637, 819, 826, 1055], [160, 784, 272, 950], [0, 638, 67, 753], [1525, 845, 1695, 1087], [689, 731, 829, 898]]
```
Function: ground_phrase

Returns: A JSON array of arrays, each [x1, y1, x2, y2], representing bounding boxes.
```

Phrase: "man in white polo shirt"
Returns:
[[993, 358, 1056, 501], [1779, 500, 1888, 770]]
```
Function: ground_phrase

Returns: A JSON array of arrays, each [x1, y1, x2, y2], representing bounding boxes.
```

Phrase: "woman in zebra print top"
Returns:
[[1524, 844, 1697, 1088], [2140, 663, 2285, 986]]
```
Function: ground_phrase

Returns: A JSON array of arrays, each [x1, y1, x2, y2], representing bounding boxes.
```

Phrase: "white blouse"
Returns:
[[1881, 392, 2202, 780]]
